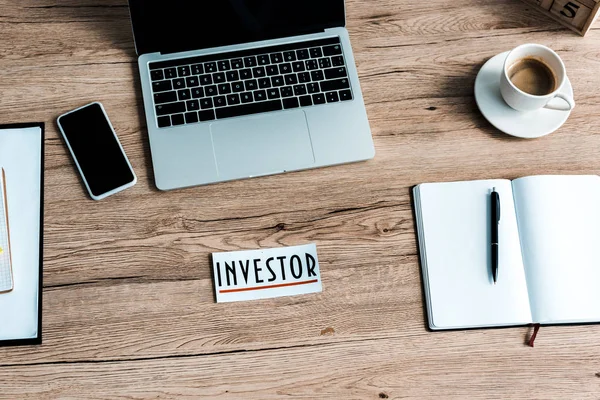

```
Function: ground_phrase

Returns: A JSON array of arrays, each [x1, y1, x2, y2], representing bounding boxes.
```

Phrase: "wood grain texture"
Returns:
[[2, 0, 600, 398]]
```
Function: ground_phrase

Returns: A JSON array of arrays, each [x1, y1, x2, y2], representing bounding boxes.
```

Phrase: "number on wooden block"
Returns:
[[561, 1, 580, 17], [550, 0, 593, 29]]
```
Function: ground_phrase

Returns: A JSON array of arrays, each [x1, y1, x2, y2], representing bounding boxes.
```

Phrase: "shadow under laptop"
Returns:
[[129, 71, 159, 191]]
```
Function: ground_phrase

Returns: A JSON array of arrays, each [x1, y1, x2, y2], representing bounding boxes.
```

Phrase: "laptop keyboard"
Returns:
[[148, 37, 353, 128]]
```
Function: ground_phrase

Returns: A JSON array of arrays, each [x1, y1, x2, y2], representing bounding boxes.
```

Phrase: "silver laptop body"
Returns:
[[129, 2, 375, 190]]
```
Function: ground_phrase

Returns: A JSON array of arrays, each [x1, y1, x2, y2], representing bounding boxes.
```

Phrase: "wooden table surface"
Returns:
[[2, 0, 600, 398]]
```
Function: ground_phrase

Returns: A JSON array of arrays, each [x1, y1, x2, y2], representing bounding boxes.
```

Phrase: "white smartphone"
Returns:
[[57, 102, 137, 200]]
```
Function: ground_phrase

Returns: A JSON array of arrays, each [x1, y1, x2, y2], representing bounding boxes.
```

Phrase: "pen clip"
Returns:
[[493, 187, 501, 223], [496, 194, 501, 223]]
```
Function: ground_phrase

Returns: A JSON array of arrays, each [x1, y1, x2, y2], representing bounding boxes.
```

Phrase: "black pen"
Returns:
[[491, 188, 500, 284]]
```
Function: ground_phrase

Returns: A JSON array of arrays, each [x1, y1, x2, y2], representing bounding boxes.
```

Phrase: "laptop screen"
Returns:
[[129, 0, 346, 55]]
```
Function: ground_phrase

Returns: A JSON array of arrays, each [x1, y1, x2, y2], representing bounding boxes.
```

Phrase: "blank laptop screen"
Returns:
[[129, 0, 346, 55]]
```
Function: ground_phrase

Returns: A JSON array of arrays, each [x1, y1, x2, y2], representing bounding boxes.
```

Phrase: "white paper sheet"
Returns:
[[0, 126, 42, 341]]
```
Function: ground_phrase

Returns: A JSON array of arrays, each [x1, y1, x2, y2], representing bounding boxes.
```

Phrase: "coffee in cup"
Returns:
[[500, 44, 575, 112], [507, 57, 557, 96]]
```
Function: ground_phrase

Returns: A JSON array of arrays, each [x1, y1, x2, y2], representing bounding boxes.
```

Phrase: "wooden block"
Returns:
[[538, 0, 555, 11], [520, 0, 600, 35], [520, 0, 554, 10], [550, 0, 593, 30], [581, 1, 600, 33], [576, 0, 599, 8]]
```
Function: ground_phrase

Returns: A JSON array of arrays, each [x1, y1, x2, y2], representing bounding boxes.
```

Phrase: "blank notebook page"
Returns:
[[513, 175, 600, 324], [417, 179, 532, 329]]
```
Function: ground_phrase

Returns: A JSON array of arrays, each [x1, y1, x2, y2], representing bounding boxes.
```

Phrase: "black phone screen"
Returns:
[[58, 103, 135, 197]]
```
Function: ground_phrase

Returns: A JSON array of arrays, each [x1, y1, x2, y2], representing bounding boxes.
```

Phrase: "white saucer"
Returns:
[[474, 51, 573, 139]]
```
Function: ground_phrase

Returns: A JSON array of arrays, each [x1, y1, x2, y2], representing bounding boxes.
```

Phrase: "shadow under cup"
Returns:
[[500, 44, 572, 112]]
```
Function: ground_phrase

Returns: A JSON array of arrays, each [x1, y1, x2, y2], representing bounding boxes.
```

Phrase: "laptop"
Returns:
[[128, 1, 375, 190]]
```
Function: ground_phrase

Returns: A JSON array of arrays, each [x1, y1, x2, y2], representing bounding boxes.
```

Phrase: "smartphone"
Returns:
[[57, 102, 137, 200]]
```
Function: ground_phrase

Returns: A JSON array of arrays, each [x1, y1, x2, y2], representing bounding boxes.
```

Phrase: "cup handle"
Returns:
[[544, 93, 575, 111]]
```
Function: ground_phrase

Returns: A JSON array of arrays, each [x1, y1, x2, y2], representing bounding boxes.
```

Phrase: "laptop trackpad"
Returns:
[[210, 110, 315, 179]]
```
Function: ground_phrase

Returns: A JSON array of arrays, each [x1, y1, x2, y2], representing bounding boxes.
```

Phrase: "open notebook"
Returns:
[[413, 175, 600, 330]]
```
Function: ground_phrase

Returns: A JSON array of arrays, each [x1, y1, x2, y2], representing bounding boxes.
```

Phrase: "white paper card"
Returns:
[[212, 243, 322, 303]]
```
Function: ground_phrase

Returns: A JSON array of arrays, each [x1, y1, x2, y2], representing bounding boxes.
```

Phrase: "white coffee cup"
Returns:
[[500, 44, 575, 112]]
